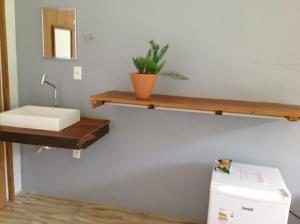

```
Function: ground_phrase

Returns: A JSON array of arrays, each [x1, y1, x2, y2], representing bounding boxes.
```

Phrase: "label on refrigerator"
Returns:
[[218, 209, 234, 224], [240, 169, 264, 184]]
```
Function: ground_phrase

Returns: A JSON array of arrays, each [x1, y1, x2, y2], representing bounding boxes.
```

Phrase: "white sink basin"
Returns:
[[0, 105, 80, 131]]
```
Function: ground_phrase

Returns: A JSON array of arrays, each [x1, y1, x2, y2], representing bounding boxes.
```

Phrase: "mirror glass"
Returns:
[[42, 8, 77, 60]]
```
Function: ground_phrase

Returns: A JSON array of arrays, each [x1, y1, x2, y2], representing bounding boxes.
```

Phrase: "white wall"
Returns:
[[5, 0, 21, 194]]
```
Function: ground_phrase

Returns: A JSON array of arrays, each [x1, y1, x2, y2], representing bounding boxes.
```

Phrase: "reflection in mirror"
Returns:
[[42, 8, 77, 60], [53, 27, 72, 59]]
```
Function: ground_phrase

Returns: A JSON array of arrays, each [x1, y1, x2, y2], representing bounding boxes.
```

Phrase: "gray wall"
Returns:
[[15, 0, 300, 223]]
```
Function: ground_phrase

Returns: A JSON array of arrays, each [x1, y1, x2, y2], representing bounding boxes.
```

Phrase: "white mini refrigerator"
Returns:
[[207, 162, 291, 224]]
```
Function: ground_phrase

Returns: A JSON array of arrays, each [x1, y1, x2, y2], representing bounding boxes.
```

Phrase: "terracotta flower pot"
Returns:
[[130, 73, 158, 100]]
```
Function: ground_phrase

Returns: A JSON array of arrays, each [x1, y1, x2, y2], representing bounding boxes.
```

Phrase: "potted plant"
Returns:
[[131, 40, 188, 99]]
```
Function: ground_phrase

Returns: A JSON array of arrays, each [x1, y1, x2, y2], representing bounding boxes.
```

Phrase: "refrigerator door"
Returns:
[[207, 162, 291, 224], [207, 192, 290, 224]]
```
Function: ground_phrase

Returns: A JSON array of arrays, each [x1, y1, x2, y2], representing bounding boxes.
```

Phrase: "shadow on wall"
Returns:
[[107, 107, 278, 144], [78, 163, 211, 222], [290, 197, 300, 224]]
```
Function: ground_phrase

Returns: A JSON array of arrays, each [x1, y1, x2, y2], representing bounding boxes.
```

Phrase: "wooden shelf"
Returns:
[[90, 90, 300, 122], [0, 118, 110, 149]]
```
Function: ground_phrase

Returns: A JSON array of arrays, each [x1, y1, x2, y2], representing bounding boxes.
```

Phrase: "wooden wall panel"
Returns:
[[42, 8, 76, 58], [0, 0, 14, 204], [5, 143, 14, 201], [0, 0, 7, 208], [0, 143, 6, 208]]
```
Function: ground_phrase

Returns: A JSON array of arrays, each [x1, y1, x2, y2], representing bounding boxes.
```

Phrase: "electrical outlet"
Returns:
[[73, 66, 82, 80], [73, 150, 81, 159]]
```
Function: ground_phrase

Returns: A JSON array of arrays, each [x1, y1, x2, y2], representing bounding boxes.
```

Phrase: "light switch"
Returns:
[[73, 66, 82, 80]]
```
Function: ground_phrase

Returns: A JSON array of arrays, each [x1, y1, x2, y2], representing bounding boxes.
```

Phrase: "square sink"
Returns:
[[0, 105, 80, 131]]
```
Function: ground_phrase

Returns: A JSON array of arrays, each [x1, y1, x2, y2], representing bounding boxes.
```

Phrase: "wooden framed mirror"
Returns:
[[42, 8, 77, 60]]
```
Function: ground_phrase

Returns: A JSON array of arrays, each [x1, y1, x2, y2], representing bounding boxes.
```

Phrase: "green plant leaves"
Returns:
[[159, 71, 189, 80], [157, 60, 166, 73], [132, 57, 144, 73], [132, 57, 158, 74], [132, 40, 189, 80], [158, 44, 169, 62]]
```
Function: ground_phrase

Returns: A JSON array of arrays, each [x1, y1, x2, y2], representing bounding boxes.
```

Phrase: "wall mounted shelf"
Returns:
[[90, 90, 300, 122], [0, 118, 110, 149]]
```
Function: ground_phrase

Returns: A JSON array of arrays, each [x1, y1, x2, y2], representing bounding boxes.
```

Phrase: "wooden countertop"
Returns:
[[0, 118, 110, 149]]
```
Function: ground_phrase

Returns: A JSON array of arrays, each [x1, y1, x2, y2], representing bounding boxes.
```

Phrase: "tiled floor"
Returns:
[[0, 193, 199, 224]]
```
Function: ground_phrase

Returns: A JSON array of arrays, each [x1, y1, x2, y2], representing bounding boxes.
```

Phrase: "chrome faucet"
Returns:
[[41, 74, 58, 107]]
